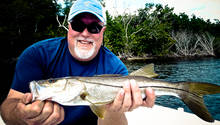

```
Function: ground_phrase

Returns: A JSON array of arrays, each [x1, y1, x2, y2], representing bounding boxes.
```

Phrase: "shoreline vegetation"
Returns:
[[119, 55, 217, 63], [1, 1, 220, 63]]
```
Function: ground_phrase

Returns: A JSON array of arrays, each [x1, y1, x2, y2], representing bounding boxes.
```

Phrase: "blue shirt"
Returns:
[[11, 37, 128, 125]]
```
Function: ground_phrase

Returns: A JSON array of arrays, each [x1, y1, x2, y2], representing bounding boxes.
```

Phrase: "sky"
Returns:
[[104, 0, 220, 21], [58, 0, 220, 22]]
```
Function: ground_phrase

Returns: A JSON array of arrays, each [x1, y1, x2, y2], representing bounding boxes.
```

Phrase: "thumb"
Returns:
[[22, 93, 33, 104], [143, 87, 155, 108]]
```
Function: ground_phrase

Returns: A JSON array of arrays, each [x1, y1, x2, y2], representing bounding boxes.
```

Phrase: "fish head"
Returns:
[[30, 78, 90, 105], [30, 78, 71, 101]]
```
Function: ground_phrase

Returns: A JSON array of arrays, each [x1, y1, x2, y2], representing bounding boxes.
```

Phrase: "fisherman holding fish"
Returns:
[[0, 0, 156, 124]]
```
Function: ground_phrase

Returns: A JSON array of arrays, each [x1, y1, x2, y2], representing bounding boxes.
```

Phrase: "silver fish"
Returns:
[[29, 64, 220, 122]]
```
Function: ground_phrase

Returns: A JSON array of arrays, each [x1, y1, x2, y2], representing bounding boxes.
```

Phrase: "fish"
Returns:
[[29, 64, 220, 122]]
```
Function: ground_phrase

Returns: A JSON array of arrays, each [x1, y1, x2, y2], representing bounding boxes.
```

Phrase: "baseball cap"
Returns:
[[68, 0, 106, 25]]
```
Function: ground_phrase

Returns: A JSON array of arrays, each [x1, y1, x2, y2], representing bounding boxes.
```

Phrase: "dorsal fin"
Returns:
[[129, 63, 159, 78]]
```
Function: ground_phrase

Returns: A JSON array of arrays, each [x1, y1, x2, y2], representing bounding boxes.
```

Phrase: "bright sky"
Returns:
[[105, 0, 220, 21], [58, 0, 220, 22]]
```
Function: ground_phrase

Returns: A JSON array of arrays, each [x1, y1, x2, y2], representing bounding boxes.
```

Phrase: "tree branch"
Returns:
[[56, 15, 68, 31]]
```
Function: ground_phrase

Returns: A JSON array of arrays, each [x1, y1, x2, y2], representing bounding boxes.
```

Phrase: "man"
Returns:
[[0, 0, 155, 124]]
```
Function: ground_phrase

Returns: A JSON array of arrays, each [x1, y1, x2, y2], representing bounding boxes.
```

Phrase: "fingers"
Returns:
[[27, 101, 53, 123], [107, 79, 143, 112], [17, 93, 45, 119], [107, 79, 156, 114], [42, 102, 65, 125], [24, 100, 45, 118], [142, 87, 155, 108], [129, 79, 143, 110], [58, 105, 65, 124], [106, 89, 124, 112], [17, 93, 65, 125], [121, 81, 132, 112], [21, 93, 33, 104], [26, 101, 65, 125]]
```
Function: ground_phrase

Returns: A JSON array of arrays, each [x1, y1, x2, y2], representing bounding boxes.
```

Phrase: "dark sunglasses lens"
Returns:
[[71, 21, 85, 32], [71, 20, 103, 34], [87, 23, 103, 34]]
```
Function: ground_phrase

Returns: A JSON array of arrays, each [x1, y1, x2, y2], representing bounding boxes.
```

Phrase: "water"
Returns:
[[125, 57, 220, 121]]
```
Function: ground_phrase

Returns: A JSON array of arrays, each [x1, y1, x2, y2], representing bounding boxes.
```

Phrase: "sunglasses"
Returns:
[[70, 20, 103, 34]]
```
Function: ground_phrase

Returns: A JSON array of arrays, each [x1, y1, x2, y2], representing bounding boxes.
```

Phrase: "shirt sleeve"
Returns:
[[11, 46, 44, 93]]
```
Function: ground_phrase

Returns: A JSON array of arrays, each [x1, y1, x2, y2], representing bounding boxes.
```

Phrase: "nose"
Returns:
[[81, 28, 90, 37]]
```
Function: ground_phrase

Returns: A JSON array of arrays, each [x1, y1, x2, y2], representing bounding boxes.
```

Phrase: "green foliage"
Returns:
[[104, 3, 176, 57], [104, 12, 124, 55], [1, 1, 219, 59], [104, 3, 219, 57], [0, 0, 60, 58]]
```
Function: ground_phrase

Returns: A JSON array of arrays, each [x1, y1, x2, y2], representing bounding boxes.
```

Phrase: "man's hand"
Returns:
[[17, 93, 65, 125], [1, 89, 65, 125], [106, 79, 156, 112], [98, 79, 156, 125]]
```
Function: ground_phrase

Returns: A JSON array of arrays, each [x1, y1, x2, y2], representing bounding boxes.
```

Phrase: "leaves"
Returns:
[[0, 0, 60, 58], [104, 3, 175, 57], [1, 1, 219, 59], [104, 3, 219, 57]]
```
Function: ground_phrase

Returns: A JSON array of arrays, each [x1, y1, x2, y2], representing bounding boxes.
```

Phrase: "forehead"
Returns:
[[73, 12, 101, 23]]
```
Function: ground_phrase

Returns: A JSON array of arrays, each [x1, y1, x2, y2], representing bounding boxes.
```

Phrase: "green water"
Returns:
[[125, 57, 220, 120]]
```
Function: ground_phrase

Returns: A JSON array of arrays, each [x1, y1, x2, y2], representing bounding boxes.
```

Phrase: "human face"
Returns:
[[67, 13, 106, 61]]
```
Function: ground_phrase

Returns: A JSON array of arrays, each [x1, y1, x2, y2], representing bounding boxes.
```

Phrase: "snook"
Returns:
[[29, 64, 220, 122]]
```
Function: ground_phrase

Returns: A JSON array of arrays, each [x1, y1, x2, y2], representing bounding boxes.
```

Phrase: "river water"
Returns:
[[124, 57, 220, 120]]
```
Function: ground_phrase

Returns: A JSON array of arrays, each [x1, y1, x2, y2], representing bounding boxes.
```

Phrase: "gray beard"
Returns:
[[74, 43, 96, 60]]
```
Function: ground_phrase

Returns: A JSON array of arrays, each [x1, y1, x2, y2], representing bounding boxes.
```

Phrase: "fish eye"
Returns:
[[48, 79, 57, 83]]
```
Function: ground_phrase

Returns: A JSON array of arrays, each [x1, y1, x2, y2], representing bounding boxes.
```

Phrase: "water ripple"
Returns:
[[125, 57, 220, 120]]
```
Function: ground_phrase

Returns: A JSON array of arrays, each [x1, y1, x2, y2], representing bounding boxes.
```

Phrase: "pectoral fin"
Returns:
[[90, 104, 106, 119], [80, 91, 107, 119]]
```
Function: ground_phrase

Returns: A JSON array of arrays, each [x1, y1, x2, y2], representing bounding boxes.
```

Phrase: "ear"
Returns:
[[68, 23, 72, 30], [102, 26, 106, 32], [100, 26, 106, 37]]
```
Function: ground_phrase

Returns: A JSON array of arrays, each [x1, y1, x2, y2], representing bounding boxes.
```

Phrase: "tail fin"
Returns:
[[178, 82, 220, 122]]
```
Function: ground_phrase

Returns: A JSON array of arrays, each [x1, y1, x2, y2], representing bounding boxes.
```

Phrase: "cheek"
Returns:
[[67, 33, 74, 46], [68, 29, 78, 44], [94, 34, 103, 47], [68, 28, 76, 37], [67, 31, 77, 52]]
